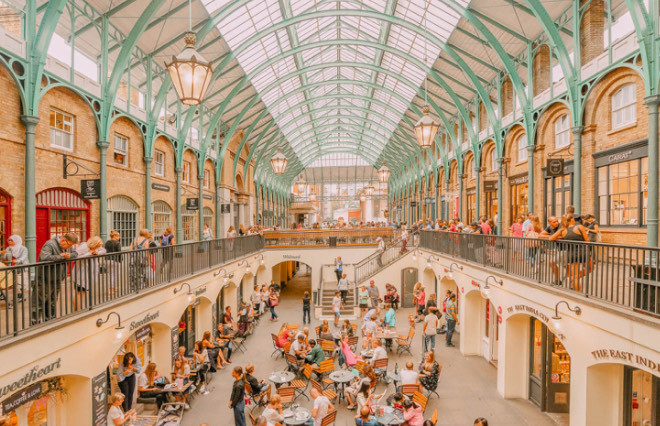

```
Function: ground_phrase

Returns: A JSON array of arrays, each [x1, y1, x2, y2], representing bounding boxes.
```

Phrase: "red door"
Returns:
[[36, 208, 49, 255], [0, 189, 10, 249]]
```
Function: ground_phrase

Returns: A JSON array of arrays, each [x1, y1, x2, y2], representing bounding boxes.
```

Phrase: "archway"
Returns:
[[421, 266, 437, 296], [270, 260, 314, 321]]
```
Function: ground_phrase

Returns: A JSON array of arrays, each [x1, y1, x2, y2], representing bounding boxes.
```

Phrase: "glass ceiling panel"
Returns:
[[202, 0, 467, 164]]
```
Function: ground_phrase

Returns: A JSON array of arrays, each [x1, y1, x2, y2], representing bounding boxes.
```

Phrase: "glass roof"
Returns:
[[202, 0, 468, 165]]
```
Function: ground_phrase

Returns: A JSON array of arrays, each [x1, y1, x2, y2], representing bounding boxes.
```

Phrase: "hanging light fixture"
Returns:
[[296, 174, 306, 193], [414, 5, 440, 149], [166, 0, 213, 106], [377, 163, 390, 183], [270, 147, 288, 175], [364, 183, 375, 197]]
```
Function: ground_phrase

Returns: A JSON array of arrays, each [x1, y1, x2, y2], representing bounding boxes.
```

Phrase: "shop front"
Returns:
[[543, 161, 573, 223], [0, 377, 65, 426], [178, 303, 198, 356], [466, 189, 476, 224], [624, 367, 660, 425], [484, 181, 498, 221], [529, 318, 570, 413], [483, 300, 499, 366], [510, 174, 528, 222], [0, 189, 11, 249], [35, 188, 90, 254]]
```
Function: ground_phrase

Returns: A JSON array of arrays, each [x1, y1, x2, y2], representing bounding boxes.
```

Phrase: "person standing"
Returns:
[[358, 285, 369, 317], [332, 291, 343, 327], [338, 273, 350, 303], [104, 230, 122, 292], [400, 226, 409, 253], [308, 388, 333, 426], [229, 366, 247, 426], [158, 227, 174, 280], [302, 291, 311, 324], [269, 288, 279, 321], [202, 223, 213, 241], [73, 236, 106, 310], [116, 352, 142, 412], [423, 307, 439, 352], [368, 280, 379, 308], [414, 285, 425, 322], [445, 294, 458, 347], [376, 236, 385, 266], [227, 226, 236, 251], [1, 234, 29, 299], [33, 233, 79, 324], [335, 256, 343, 282]]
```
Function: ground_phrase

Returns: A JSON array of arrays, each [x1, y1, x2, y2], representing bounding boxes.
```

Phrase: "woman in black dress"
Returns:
[[418, 351, 441, 393]]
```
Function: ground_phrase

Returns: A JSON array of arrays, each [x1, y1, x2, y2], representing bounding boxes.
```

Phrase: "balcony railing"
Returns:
[[0, 235, 264, 341], [264, 228, 396, 247], [419, 231, 660, 318]]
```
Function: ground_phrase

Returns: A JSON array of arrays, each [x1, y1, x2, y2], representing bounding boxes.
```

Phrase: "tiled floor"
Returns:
[[181, 271, 564, 426]]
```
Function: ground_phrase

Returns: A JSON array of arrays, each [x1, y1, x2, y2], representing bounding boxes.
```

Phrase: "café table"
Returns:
[[134, 416, 157, 426], [282, 405, 312, 425], [387, 371, 401, 390], [269, 370, 296, 388], [376, 330, 399, 352], [360, 349, 374, 359], [373, 406, 405, 425], [162, 381, 192, 396], [329, 370, 355, 405]]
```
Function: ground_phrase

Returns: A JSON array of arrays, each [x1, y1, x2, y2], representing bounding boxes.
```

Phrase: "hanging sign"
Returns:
[[221, 204, 231, 214], [203, 194, 213, 200], [80, 179, 101, 200], [410, 201, 417, 207], [91, 371, 108, 426], [546, 159, 565, 177], [2, 382, 41, 413], [135, 325, 151, 341], [186, 198, 199, 210], [424, 197, 436, 205], [484, 181, 498, 192]]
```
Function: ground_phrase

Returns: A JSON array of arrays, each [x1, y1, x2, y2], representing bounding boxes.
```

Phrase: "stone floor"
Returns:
[[181, 270, 564, 426]]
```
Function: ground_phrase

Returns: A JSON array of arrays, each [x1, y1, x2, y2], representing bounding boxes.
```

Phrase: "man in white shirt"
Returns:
[[423, 306, 440, 353], [290, 334, 306, 359], [338, 273, 350, 303], [309, 388, 334, 426], [398, 361, 420, 392], [332, 291, 342, 327], [370, 339, 388, 366]]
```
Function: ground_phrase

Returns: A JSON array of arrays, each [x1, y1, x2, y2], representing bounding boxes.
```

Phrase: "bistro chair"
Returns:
[[290, 364, 311, 401], [351, 323, 358, 335], [285, 353, 303, 374], [311, 378, 337, 402], [372, 357, 389, 382], [347, 335, 359, 352], [271, 334, 284, 358], [313, 359, 336, 388], [287, 323, 300, 331], [245, 381, 270, 413], [320, 409, 337, 426], [277, 386, 296, 406], [430, 409, 438, 425], [319, 339, 337, 359], [412, 391, 428, 412], [400, 384, 422, 397], [395, 327, 415, 356]]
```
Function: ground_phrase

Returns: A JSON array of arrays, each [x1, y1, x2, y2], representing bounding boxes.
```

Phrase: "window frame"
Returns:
[[516, 134, 528, 163], [154, 150, 165, 177], [49, 109, 74, 151], [611, 83, 637, 130], [596, 156, 647, 228], [182, 161, 191, 184], [554, 114, 571, 149], [203, 169, 211, 189], [113, 134, 129, 166]]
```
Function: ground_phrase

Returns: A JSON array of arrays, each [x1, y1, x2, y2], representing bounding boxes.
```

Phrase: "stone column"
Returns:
[[21, 115, 39, 262]]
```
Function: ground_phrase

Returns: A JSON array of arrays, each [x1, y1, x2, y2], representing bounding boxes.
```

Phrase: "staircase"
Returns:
[[354, 238, 410, 285], [318, 264, 356, 317]]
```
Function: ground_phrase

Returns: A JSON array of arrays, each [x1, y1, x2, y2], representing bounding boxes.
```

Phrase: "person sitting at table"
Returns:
[[174, 346, 187, 364], [361, 318, 378, 349], [202, 331, 225, 371], [383, 304, 396, 329], [245, 363, 270, 404], [369, 339, 388, 367], [363, 307, 380, 322], [355, 406, 379, 426], [418, 351, 441, 394], [107, 392, 136, 425], [297, 326, 311, 351], [171, 358, 191, 410], [339, 334, 358, 368], [402, 399, 424, 426], [276, 323, 292, 348], [290, 334, 307, 360], [304, 339, 326, 369], [223, 306, 236, 330], [345, 365, 376, 410], [319, 324, 334, 341], [340, 319, 354, 337], [137, 362, 167, 409], [262, 393, 284, 426], [386, 392, 404, 412], [307, 388, 333, 426], [215, 323, 233, 365], [193, 341, 210, 394], [398, 362, 420, 392], [356, 382, 383, 414]]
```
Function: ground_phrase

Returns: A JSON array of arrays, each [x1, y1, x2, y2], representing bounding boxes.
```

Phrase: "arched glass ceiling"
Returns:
[[202, 0, 468, 164]]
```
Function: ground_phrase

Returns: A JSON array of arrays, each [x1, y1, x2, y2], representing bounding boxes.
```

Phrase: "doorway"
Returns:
[[486, 301, 498, 365], [529, 318, 570, 413], [402, 268, 418, 308]]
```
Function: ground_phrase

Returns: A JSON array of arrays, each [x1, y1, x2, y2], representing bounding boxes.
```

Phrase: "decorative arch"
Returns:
[[36, 187, 90, 252], [107, 195, 140, 248]]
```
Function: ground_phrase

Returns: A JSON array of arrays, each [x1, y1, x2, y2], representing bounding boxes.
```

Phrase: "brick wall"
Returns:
[[580, 0, 605, 65], [533, 44, 551, 95], [0, 5, 21, 37]]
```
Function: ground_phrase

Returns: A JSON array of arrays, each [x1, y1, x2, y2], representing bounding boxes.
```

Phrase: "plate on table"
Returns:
[[282, 409, 293, 418]]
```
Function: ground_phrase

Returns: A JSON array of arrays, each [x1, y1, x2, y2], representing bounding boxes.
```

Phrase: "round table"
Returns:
[[373, 407, 405, 425], [269, 371, 296, 388], [283, 406, 312, 425], [387, 372, 401, 390], [360, 350, 374, 359], [329, 370, 355, 405]]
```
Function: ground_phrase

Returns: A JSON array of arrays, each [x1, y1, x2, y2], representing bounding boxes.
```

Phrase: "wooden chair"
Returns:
[[320, 409, 337, 426], [430, 409, 438, 425], [319, 339, 336, 358], [283, 341, 292, 356], [290, 364, 311, 401], [347, 335, 359, 352], [395, 327, 415, 356], [355, 360, 368, 375], [311, 378, 337, 402], [412, 391, 428, 412], [313, 360, 335, 388], [372, 357, 389, 380], [315, 325, 321, 337], [278, 386, 296, 406], [400, 383, 422, 397], [351, 323, 358, 335], [285, 353, 303, 373], [245, 381, 271, 413], [249, 412, 257, 426], [287, 323, 300, 331], [271, 334, 284, 358]]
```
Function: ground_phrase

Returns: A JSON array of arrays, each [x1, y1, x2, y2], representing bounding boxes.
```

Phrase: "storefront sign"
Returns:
[[1, 358, 61, 398], [151, 183, 170, 192], [203, 194, 213, 200], [283, 254, 301, 260], [129, 311, 160, 331], [591, 349, 660, 374], [410, 201, 417, 207], [506, 304, 549, 323], [424, 197, 436, 205], [135, 325, 151, 341], [484, 181, 498, 192], [221, 204, 231, 214], [509, 174, 528, 186], [195, 286, 207, 296], [186, 198, 199, 210], [80, 179, 101, 200], [91, 371, 108, 426], [2, 382, 41, 413], [546, 159, 564, 177], [594, 140, 648, 167], [170, 326, 179, 368]]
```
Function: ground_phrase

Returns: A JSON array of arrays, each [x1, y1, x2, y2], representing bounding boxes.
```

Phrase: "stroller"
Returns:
[[155, 402, 185, 426]]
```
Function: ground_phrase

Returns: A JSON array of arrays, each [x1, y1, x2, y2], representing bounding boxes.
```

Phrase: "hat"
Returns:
[[470, 221, 479, 227]]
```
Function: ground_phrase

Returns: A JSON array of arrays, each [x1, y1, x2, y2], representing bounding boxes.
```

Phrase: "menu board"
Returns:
[[91, 371, 108, 426], [170, 326, 179, 368]]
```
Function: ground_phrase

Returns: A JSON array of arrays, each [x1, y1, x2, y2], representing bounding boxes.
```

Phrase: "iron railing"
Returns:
[[0, 235, 264, 340], [419, 231, 660, 317], [354, 239, 408, 286], [263, 228, 395, 247]]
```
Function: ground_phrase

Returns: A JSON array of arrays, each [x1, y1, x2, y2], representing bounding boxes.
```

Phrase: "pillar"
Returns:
[[497, 158, 504, 235], [526, 145, 535, 214], [458, 174, 464, 221], [98, 140, 110, 242], [571, 126, 584, 214], [646, 95, 660, 247], [144, 156, 153, 230], [197, 173, 204, 240], [475, 166, 481, 220], [175, 167, 183, 244], [21, 115, 39, 262], [215, 183, 221, 237]]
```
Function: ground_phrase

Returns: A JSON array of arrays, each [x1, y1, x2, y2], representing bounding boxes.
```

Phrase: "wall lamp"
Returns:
[[411, 250, 422, 261], [426, 255, 440, 266], [551, 300, 582, 332], [447, 263, 463, 279], [254, 254, 264, 265], [485, 276, 503, 287], [173, 282, 193, 303], [96, 311, 125, 342], [238, 260, 251, 274], [214, 268, 234, 283]]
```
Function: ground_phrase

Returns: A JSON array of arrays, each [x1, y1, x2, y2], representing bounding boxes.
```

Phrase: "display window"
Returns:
[[0, 378, 64, 426], [510, 175, 528, 222], [484, 181, 498, 221], [35, 188, 90, 254], [466, 191, 476, 224], [0, 189, 11, 249], [624, 367, 660, 426], [529, 318, 571, 413]]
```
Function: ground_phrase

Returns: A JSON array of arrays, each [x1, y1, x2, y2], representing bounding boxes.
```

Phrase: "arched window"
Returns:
[[152, 201, 172, 238], [517, 134, 528, 163], [107, 196, 139, 248], [181, 204, 196, 242], [203, 207, 214, 229], [490, 149, 498, 172], [554, 114, 570, 149], [611, 83, 636, 129], [0, 189, 11, 249], [36, 188, 90, 253]]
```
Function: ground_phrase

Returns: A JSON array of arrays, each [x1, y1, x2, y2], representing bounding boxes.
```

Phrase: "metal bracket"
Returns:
[[62, 154, 100, 179]]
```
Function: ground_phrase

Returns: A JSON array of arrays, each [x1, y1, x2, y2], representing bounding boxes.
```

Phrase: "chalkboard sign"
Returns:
[[212, 303, 217, 331], [171, 326, 179, 368], [91, 371, 108, 426], [81, 179, 101, 200], [186, 198, 199, 210], [221, 204, 231, 214], [2, 382, 41, 414], [547, 159, 565, 177]]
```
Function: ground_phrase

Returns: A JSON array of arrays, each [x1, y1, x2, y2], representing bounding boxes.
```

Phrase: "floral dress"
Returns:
[[418, 361, 440, 390]]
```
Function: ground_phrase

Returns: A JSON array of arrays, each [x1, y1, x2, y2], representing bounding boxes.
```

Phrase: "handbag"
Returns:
[[270, 298, 279, 307]]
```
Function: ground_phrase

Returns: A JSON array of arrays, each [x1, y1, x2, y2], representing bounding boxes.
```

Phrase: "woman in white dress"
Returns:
[[74, 236, 106, 310]]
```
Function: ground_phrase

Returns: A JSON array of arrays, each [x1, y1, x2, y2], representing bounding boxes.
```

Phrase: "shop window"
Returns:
[[152, 201, 172, 239], [611, 83, 637, 129], [203, 207, 213, 229], [490, 150, 497, 172], [597, 157, 648, 226], [0, 189, 11, 249], [517, 134, 528, 163], [107, 196, 139, 248], [36, 188, 90, 253], [203, 169, 211, 189], [49, 109, 74, 151], [113, 134, 128, 166], [554, 114, 570, 149], [510, 175, 529, 221], [466, 192, 476, 224], [625, 367, 660, 426], [182, 204, 196, 242], [154, 150, 165, 177], [182, 161, 191, 184]]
